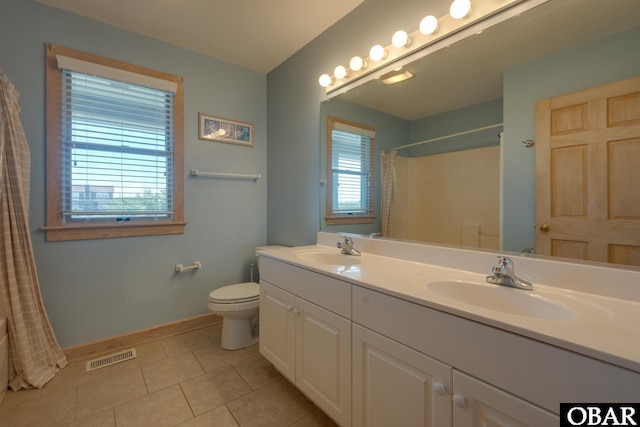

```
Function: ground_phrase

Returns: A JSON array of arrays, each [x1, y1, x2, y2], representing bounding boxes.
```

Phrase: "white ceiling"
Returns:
[[33, 0, 365, 73]]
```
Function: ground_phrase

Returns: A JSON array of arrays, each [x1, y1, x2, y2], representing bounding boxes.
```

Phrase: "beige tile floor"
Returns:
[[0, 324, 338, 427]]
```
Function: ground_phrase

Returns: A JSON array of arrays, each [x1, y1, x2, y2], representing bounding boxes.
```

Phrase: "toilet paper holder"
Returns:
[[175, 262, 202, 272]]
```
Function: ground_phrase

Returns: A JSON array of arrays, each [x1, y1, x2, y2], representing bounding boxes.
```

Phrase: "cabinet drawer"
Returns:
[[353, 285, 640, 414], [260, 257, 351, 318]]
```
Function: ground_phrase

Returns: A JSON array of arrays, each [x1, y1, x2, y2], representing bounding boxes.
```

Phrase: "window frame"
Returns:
[[325, 116, 375, 226], [44, 44, 186, 241]]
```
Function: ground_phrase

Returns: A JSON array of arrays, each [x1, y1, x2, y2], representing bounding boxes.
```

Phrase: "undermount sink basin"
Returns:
[[293, 250, 362, 266], [426, 280, 575, 320]]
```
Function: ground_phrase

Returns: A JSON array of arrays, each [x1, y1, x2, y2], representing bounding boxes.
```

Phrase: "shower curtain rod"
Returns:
[[386, 123, 503, 153]]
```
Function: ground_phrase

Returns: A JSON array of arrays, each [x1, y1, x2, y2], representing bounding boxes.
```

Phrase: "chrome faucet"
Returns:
[[486, 256, 533, 290], [337, 235, 361, 256]]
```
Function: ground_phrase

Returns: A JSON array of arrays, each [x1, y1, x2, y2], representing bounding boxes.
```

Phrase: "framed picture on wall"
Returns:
[[198, 113, 253, 147]]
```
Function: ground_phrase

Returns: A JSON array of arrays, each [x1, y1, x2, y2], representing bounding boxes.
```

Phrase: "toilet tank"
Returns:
[[255, 246, 286, 281]]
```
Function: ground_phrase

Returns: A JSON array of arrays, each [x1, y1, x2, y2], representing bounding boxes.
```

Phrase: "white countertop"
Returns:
[[259, 239, 640, 373]]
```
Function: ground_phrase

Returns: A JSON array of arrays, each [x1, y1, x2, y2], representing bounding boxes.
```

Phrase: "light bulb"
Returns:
[[419, 15, 439, 35], [369, 45, 387, 62], [349, 56, 366, 71], [392, 30, 411, 48], [318, 74, 333, 87], [334, 65, 348, 80], [450, 0, 472, 19]]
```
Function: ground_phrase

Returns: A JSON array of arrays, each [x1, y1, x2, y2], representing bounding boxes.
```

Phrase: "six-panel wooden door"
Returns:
[[536, 76, 640, 266]]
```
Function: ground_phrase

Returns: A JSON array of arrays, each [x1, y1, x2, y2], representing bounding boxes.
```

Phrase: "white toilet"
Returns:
[[208, 282, 260, 350], [207, 246, 282, 350]]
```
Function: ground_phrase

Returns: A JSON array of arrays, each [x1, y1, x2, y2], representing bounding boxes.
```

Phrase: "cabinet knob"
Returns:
[[286, 305, 293, 312], [292, 308, 300, 315], [452, 394, 466, 408], [433, 382, 447, 396]]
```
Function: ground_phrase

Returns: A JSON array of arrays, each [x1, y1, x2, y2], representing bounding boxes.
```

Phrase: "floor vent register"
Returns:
[[85, 348, 137, 372]]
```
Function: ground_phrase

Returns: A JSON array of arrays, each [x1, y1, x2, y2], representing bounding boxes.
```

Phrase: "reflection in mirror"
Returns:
[[321, 97, 503, 247], [320, 0, 640, 267]]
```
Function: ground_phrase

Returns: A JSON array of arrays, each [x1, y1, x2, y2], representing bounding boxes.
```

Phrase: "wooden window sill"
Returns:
[[325, 216, 375, 226], [41, 221, 187, 241]]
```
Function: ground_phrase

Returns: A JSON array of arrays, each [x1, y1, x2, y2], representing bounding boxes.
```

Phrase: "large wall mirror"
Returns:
[[320, 0, 640, 267]]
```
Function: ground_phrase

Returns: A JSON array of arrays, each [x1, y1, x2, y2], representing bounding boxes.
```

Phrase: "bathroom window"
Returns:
[[325, 116, 375, 225], [44, 44, 185, 241]]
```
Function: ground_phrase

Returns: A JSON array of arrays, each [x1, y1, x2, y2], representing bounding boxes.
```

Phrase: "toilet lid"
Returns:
[[208, 282, 260, 303]]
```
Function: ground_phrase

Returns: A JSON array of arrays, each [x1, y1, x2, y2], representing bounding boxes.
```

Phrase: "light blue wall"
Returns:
[[409, 98, 503, 157], [1, 0, 267, 347], [502, 26, 640, 252]]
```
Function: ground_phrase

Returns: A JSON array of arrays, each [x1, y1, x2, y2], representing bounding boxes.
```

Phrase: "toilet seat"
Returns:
[[208, 282, 259, 304]]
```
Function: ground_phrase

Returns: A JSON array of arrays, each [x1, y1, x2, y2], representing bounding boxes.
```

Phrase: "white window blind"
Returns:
[[331, 127, 373, 215], [56, 55, 178, 93], [60, 69, 175, 221]]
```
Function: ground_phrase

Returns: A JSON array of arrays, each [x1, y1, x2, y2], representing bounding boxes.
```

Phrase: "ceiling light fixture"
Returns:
[[450, 0, 473, 19], [381, 69, 414, 85], [419, 15, 439, 35]]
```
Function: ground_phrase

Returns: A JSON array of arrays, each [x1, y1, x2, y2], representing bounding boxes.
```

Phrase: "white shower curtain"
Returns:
[[0, 70, 67, 390], [380, 150, 397, 238]]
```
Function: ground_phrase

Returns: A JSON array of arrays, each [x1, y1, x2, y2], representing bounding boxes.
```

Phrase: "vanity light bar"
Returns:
[[319, 0, 550, 96]]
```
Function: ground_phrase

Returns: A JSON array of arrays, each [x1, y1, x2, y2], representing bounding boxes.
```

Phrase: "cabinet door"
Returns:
[[259, 281, 296, 382], [452, 371, 558, 427], [352, 324, 452, 427], [296, 297, 352, 427]]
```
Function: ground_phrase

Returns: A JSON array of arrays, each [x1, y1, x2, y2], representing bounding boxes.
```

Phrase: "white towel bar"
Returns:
[[190, 169, 260, 181]]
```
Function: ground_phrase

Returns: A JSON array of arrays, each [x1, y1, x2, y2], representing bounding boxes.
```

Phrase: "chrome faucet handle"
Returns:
[[492, 256, 513, 274], [337, 235, 354, 246], [487, 256, 532, 290], [336, 235, 361, 255]]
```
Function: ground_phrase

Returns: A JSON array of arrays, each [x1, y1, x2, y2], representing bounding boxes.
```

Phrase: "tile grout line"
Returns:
[[225, 402, 243, 427], [72, 385, 79, 423], [177, 381, 197, 423]]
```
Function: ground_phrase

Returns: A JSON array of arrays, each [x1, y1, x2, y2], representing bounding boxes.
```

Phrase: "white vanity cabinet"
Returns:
[[353, 285, 566, 426], [259, 258, 352, 427], [352, 321, 558, 427], [259, 282, 296, 380], [451, 371, 558, 426], [353, 284, 640, 425], [259, 248, 640, 427], [352, 324, 452, 427]]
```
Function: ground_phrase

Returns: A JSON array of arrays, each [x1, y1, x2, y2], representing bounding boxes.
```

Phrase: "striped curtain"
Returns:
[[380, 150, 397, 238], [0, 70, 67, 390]]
